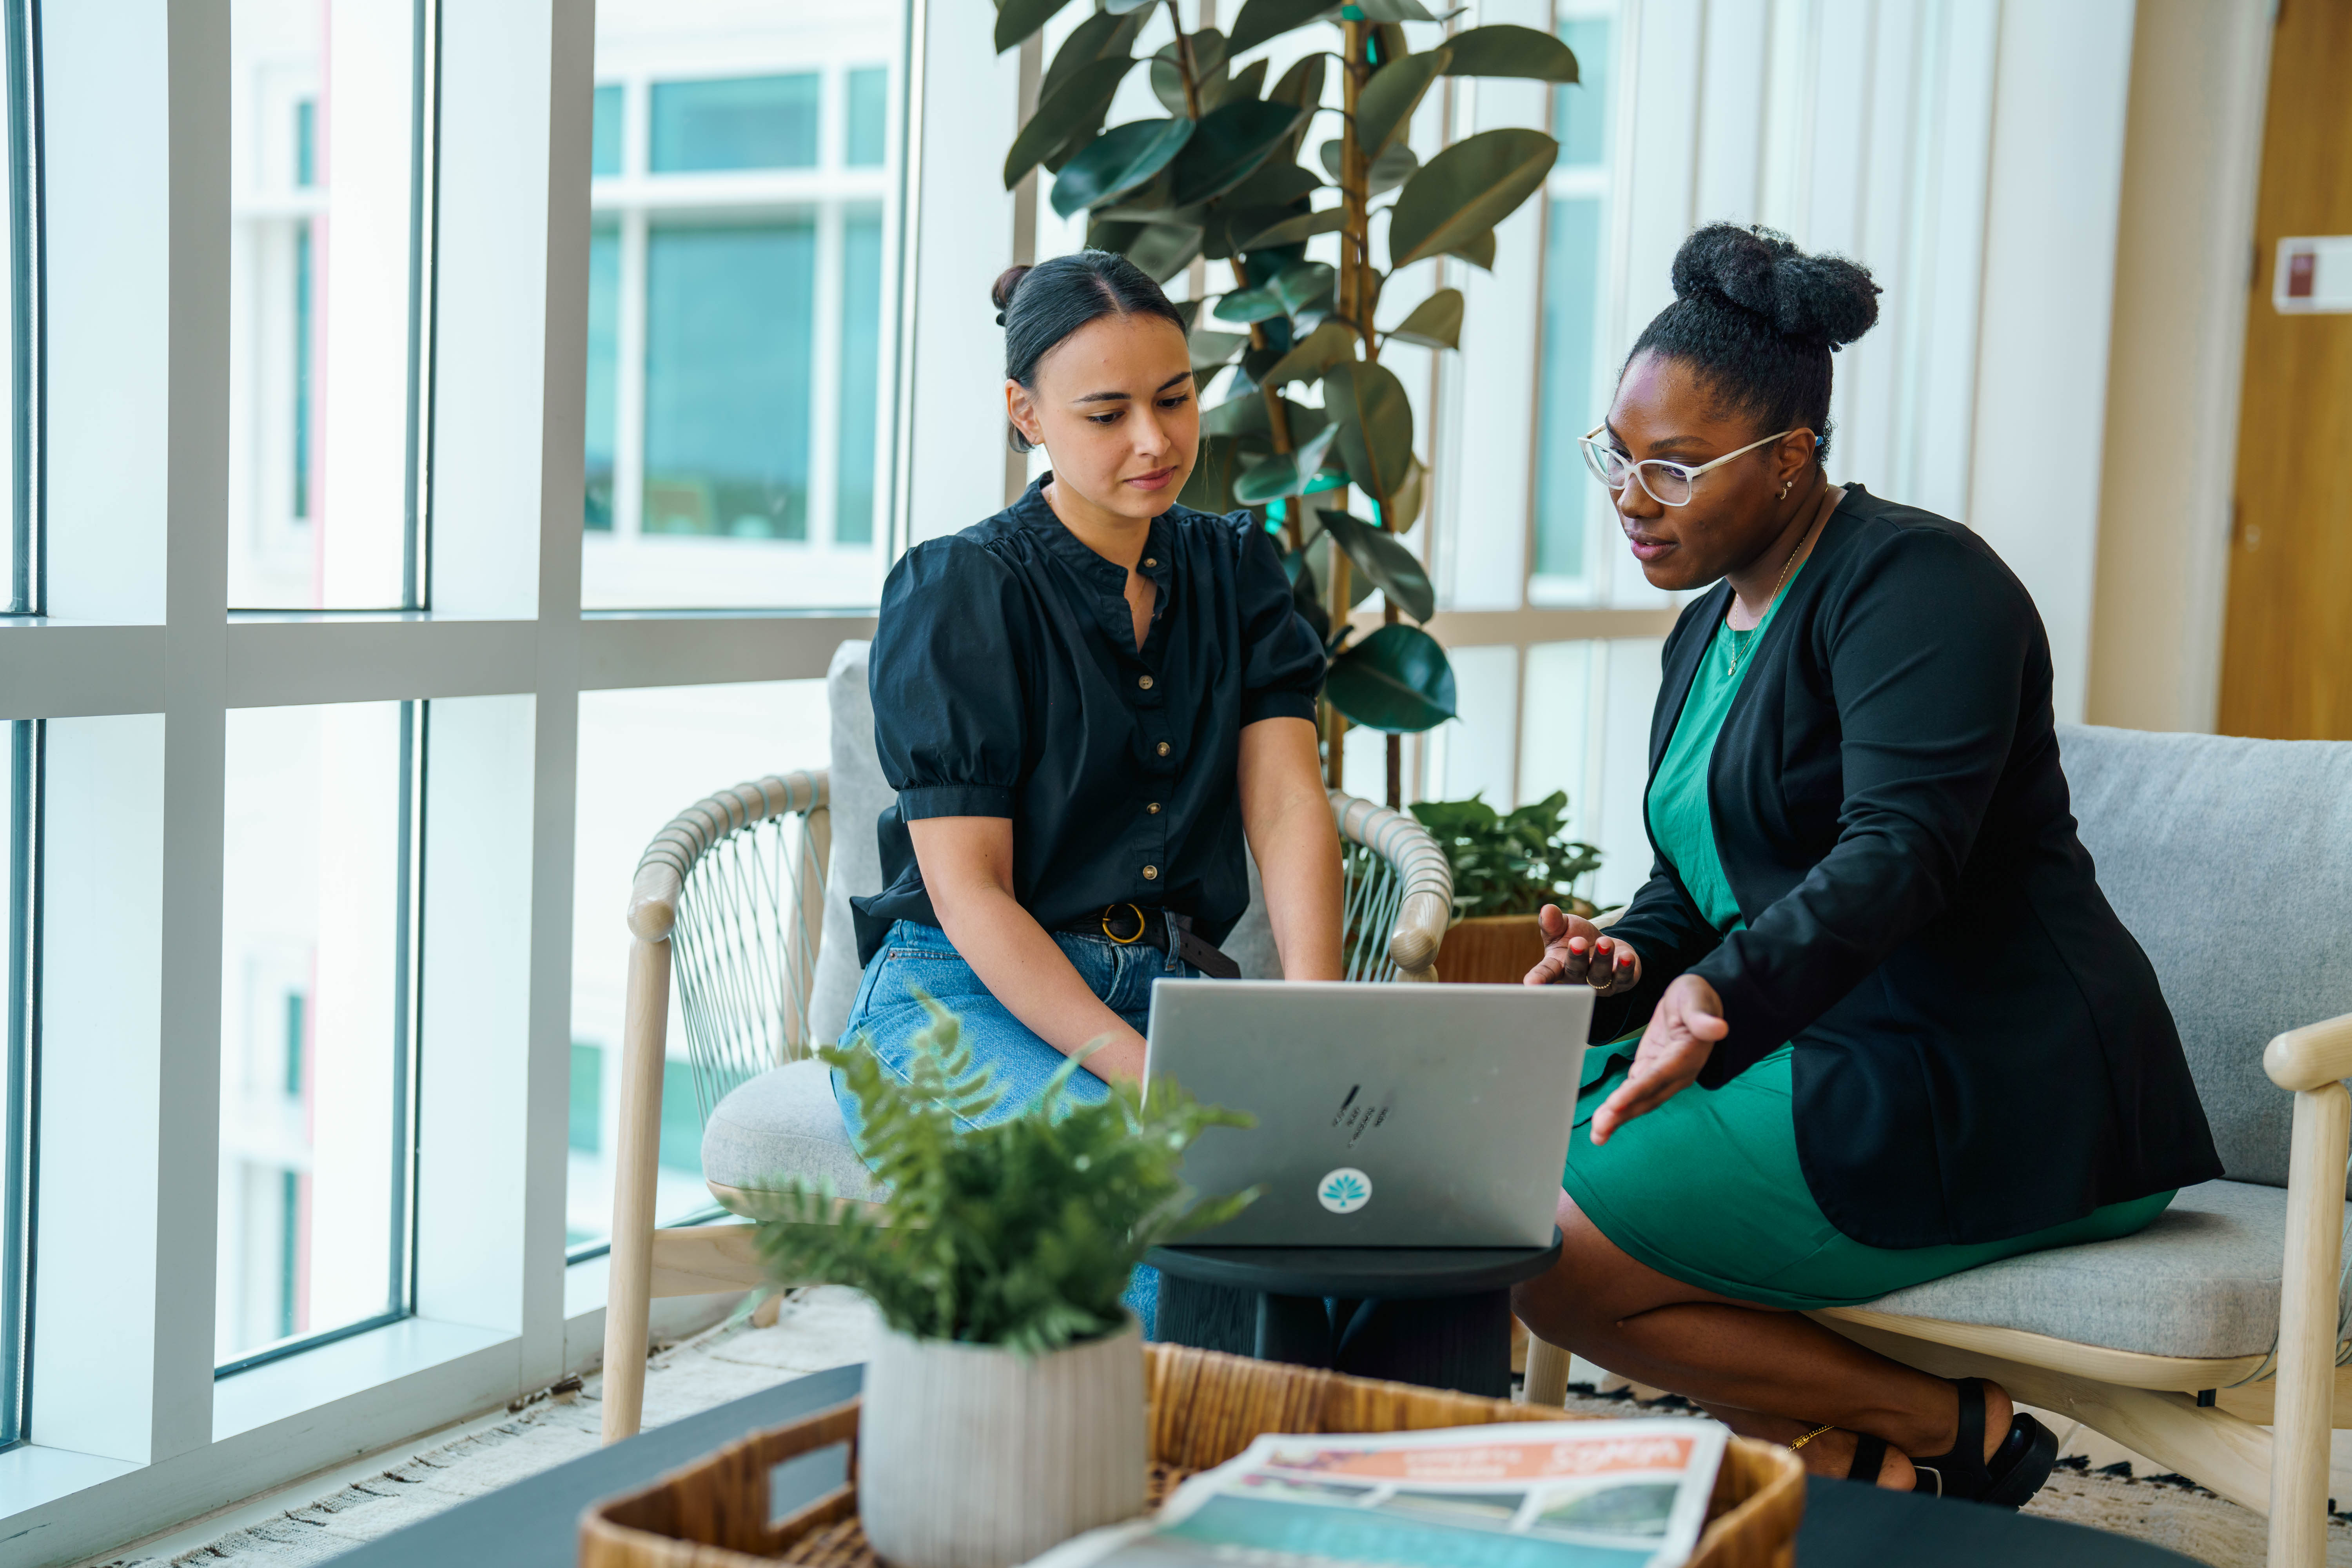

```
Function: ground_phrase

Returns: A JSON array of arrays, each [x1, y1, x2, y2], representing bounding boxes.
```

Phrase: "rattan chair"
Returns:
[[599, 768, 1453, 1441]]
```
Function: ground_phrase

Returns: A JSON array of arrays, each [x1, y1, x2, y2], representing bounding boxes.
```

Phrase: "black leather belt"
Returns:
[[1062, 904, 1242, 981]]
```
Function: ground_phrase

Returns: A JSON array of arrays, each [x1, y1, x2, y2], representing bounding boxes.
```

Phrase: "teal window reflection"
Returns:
[[846, 67, 887, 167], [585, 224, 619, 531], [836, 206, 884, 545], [1553, 15, 1613, 168], [592, 83, 624, 177], [1534, 196, 1603, 577], [643, 221, 815, 541], [650, 74, 819, 172]]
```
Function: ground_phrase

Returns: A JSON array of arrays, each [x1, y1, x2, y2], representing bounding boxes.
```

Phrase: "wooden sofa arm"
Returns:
[[2266, 1011, 2352, 1093]]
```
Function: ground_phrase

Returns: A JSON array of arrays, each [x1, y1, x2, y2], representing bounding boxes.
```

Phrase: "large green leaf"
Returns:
[[1354, 49, 1448, 159], [1304, 532, 1376, 612], [1263, 54, 1327, 165], [1228, 0, 1341, 56], [1052, 118, 1194, 216], [1103, 0, 1160, 13], [1386, 127, 1555, 267], [1042, 8, 1147, 104], [1191, 325, 1250, 374], [1319, 509, 1434, 621], [1150, 29, 1229, 114], [1170, 100, 1310, 207], [1323, 358, 1415, 502], [1203, 392, 1327, 441], [1180, 433, 1250, 513], [1327, 624, 1457, 732], [1319, 137, 1417, 198], [1439, 23, 1579, 81], [996, 0, 1078, 54], [1225, 157, 1323, 210], [1271, 260, 1336, 316], [1353, 0, 1441, 20], [1233, 422, 1340, 504], [1129, 221, 1206, 281], [1213, 285, 1286, 325], [1205, 58, 1269, 113], [1238, 205, 1345, 250], [1005, 58, 1136, 189], [1380, 453, 1427, 530], [1255, 319, 1355, 389], [1445, 228, 1495, 270], [1383, 287, 1463, 349]]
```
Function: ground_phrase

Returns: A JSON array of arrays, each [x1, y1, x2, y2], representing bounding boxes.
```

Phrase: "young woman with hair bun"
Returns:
[[839, 251, 1344, 1330], [1515, 224, 2219, 1505]]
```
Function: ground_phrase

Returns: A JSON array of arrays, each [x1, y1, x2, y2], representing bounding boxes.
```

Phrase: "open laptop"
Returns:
[[1142, 980, 1593, 1248]]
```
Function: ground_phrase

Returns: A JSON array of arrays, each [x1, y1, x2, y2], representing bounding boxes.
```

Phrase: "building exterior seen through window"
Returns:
[[227, 0, 424, 611], [584, 0, 902, 610]]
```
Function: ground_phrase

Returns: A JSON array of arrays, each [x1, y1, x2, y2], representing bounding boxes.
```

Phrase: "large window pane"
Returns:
[[1554, 12, 1615, 169], [585, 2, 903, 609], [227, 0, 425, 610], [568, 681, 829, 1253], [644, 221, 815, 542], [651, 74, 819, 172], [218, 702, 416, 1368], [1534, 196, 1605, 578]]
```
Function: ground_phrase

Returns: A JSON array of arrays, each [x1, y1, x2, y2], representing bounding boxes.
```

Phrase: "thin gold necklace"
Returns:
[[1725, 495, 1828, 676]]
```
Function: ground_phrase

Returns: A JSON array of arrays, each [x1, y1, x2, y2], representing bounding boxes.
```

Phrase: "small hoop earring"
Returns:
[[1779, 481, 1792, 501]]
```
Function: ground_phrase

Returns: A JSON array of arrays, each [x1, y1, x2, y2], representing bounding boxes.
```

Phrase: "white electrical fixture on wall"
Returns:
[[2274, 237, 2352, 314]]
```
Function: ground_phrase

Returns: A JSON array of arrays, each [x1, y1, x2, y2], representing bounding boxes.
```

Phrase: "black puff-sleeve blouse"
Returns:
[[849, 476, 1327, 965]]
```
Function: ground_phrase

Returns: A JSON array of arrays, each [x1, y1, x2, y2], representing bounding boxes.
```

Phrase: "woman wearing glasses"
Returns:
[[1514, 225, 2217, 1505]]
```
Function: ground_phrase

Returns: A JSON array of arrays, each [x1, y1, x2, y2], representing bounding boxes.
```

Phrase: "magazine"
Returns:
[[1026, 1418, 1728, 1568]]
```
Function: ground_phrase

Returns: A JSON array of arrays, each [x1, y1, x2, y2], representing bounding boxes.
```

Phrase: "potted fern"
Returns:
[[996, 0, 1578, 805], [1410, 790, 1604, 984], [754, 1003, 1254, 1568]]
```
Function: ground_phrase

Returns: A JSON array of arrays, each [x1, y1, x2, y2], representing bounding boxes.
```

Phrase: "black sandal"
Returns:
[[1792, 1424, 1889, 1485], [1907, 1377, 2058, 1508]]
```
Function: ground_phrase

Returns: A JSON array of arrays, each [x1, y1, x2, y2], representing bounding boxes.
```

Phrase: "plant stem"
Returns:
[[1165, 0, 1205, 121]]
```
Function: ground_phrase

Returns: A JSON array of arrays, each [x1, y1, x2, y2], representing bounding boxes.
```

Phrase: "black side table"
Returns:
[[1147, 1232, 1563, 1398]]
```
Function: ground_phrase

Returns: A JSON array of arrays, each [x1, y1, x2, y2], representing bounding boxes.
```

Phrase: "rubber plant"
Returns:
[[996, 0, 1577, 800]]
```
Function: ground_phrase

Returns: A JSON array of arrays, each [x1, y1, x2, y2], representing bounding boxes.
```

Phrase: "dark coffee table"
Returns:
[[319, 1363, 2205, 1568], [1149, 1235, 1564, 1397]]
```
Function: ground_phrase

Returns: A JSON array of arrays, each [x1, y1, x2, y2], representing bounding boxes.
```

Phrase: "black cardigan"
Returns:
[[1591, 486, 2220, 1249]]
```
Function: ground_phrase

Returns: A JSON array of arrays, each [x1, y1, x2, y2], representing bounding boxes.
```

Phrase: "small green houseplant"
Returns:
[[755, 1002, 1254, 1568], [993, 0, 1580, 803], [1410, 791, 1604, 983]]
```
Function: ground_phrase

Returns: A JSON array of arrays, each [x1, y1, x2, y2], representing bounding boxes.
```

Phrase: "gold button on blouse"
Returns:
[[1156, 741, 1171, 756], [1142, 865, 1160, 880], [1143, 557, 1157, 568], [1138, 674, 1154, 690], [1147, 802, 1161, 814]]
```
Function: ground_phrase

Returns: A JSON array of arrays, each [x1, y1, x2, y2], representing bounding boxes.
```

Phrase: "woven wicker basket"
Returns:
[[581, 1343, 1805, 1568]]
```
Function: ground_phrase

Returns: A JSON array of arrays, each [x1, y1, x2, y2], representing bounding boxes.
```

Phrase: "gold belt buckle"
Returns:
[[1101, 903, 1148, 944]]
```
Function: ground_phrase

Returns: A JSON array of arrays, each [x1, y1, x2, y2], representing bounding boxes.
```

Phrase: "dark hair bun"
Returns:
[[1670, 224, 1879, 348], [991, 264, 1033, 318]]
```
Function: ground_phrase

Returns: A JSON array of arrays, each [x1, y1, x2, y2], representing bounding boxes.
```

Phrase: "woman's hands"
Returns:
[[1590, 974, 1728, 1145], [1524, 903, 1642, 995]]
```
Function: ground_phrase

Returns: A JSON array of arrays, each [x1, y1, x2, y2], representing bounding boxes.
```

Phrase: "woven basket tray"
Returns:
[[581, 1343, 1805, 1568]]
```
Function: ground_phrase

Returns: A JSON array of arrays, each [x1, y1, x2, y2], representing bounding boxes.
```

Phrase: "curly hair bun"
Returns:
[[991, 264, 1034, 318], [1671, 223, 1880, 348]]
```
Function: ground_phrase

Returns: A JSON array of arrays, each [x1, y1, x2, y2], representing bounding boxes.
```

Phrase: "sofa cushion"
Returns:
[[2058, 724, 2352, 1188], [811, 641, 890, 1047], [700, 1058, 884, 1203], [1852, 1178, 2339, 1361]]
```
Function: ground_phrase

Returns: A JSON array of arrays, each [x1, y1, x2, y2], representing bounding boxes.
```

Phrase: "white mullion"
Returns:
[[808, 198, 845, 548], [151, 0, 235, 1460], [615, 207, 648, 544]]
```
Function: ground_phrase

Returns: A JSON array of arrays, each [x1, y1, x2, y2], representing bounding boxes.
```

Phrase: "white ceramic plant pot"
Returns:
[[858, 1315, 1147, 1568]]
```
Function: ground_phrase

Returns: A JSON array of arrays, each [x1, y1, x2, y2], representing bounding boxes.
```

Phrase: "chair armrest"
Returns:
[[2265, 1011, 2352, 1093]]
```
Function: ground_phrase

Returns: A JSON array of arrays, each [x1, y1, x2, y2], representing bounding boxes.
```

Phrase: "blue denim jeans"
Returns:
[[833, 918, 1200, 1336]]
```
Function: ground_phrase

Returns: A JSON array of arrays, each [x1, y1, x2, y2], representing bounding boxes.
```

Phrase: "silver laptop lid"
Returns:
[[1143, 980, 1592, 1249]]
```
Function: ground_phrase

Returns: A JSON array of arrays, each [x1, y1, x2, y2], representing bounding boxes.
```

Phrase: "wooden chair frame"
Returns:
[[600, 780, 1453, 1443], [1523, 1010, 2352, 1568]]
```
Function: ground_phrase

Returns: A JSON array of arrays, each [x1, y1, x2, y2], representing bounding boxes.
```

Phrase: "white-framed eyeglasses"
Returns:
[[1579, 424, 1803, 507]]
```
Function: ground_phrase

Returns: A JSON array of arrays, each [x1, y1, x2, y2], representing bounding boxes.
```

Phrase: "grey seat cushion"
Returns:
[[700, 1058, 884, 1203], [810, 641, 891, 1047], [2060, 724, 2352, 1188], [1853, 1178, 2340, 1360]]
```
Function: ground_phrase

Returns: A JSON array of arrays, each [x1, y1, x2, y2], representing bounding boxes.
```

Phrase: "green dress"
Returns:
[[1559, 566, 2172, 1309]]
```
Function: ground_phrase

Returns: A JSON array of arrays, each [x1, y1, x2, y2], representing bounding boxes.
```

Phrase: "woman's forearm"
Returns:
[[1239, 717, 1344, 981], [933, 887, 1149, 1082]]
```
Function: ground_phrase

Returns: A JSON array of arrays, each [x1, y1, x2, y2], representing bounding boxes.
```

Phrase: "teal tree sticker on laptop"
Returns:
[[1317, 1167, 1372, 1214]]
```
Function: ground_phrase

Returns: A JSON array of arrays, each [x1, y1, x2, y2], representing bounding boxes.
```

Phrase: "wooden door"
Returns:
[[2217, 1, 2352, 739]]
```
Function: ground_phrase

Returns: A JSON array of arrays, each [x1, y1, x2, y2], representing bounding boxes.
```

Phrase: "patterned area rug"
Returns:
[[80, 1294, 2352, 1568]]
